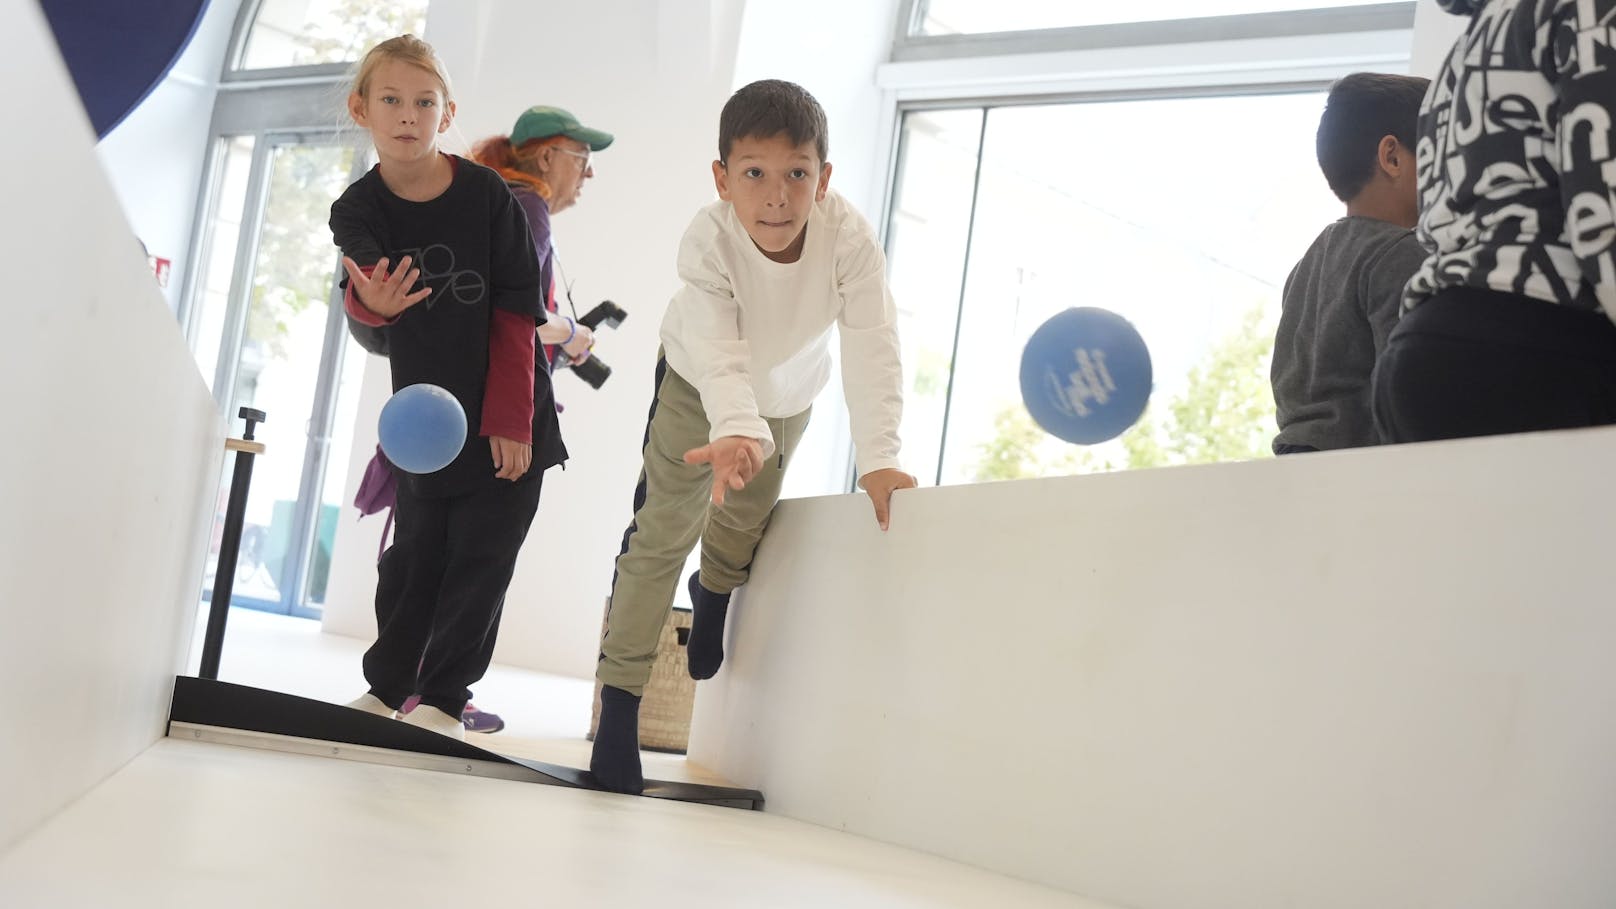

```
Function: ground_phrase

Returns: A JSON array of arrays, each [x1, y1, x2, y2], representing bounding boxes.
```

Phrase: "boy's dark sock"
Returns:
[[685, 572, 731, 681], [590, 685, 644, 795]]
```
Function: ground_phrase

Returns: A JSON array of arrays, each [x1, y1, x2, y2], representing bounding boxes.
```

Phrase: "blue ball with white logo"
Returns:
[[1019, 308, 1152, 445]]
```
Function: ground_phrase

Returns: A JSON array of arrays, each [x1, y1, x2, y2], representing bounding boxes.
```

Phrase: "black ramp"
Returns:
[[169, 677, 762, 809]]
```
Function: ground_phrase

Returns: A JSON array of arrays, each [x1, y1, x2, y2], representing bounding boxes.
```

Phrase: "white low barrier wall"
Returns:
[[690, 427, 1616, 909]]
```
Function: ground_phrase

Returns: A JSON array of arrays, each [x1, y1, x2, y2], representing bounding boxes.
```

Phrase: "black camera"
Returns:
[[556, 300, 627, 389]]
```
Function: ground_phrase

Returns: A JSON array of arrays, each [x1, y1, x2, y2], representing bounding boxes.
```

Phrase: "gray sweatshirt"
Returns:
[[1271, 216, 1427, 452]]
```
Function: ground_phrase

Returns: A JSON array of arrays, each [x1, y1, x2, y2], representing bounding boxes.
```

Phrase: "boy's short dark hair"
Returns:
[[718, 79, 829, 165], [1316, 72, 1430, 202]]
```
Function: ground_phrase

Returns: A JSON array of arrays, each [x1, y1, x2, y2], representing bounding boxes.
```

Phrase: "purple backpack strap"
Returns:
[[353, 444, 397, 563]]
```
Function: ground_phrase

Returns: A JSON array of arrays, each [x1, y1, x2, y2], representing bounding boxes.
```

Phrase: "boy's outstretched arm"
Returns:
[[859, 467, 918, 531], [665, 215, 778, 464], [684, 435, 765, 506], [836, 216, 909, 529]]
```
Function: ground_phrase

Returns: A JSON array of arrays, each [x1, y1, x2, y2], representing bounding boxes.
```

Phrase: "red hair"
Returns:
[[469, 134, 567, 201]]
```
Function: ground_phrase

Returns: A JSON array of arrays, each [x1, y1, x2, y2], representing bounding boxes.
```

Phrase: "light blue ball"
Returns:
[[1019, 308, 1152, 445], [378, 383, 468, 474]]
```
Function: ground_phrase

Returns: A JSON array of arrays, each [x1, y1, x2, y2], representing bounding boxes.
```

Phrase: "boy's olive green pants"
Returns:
[[597, 360, 810, 696]]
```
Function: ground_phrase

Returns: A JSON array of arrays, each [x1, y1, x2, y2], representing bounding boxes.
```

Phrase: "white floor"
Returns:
[[0, 738, 1110, 908], [192, 605, 727, 784], [190, 605, 593, 738], [73, 609, 1118, 906]]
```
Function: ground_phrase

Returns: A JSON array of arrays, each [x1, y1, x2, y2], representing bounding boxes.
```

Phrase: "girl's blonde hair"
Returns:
[[469, 134, 567, 201], [352, 34, 454, 103]]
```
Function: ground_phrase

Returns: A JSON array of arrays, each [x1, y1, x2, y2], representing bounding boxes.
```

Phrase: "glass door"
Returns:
[[189, 131, 370, 617]]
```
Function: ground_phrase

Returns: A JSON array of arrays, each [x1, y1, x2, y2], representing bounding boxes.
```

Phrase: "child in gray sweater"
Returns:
[[1270, 72, 1430, 453]]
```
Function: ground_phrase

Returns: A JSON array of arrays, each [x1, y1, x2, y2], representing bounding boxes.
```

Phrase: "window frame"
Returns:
[[220, 0, 427, 84], [893, 1, 1417, 56]]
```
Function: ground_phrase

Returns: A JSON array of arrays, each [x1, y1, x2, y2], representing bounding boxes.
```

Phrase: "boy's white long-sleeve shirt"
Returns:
[[659, 188, 904, 480]]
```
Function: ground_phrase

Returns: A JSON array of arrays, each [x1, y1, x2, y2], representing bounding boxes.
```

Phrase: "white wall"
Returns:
[[1411, 0, 1468, 78], [322, 0, 906, 678], [689, 427, 1616, 907], [322, 355, 391, 642], [732, 0, 906, 499], [0, 1, 223, 854], [95, 0, 242, 314]]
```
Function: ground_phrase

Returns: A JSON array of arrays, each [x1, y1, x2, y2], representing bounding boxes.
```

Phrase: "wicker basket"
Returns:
[[587, 600, 696, 753]]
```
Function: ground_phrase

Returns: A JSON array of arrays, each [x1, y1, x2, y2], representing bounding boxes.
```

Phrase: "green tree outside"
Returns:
[[245, 145, 359, 359], [294, 1, 428, 66]]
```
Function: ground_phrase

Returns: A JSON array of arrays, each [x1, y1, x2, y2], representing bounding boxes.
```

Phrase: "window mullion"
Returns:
[[933, 110, 990, 487]]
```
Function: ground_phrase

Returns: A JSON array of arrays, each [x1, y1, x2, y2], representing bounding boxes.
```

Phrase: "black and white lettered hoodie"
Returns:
[[1405, 0, 1616, 325]]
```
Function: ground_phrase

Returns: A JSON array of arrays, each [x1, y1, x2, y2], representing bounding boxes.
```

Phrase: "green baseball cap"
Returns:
[[510, 106, 614, 151]]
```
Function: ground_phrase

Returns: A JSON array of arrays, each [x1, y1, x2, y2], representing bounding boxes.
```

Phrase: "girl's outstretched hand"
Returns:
[[343, 255, 431, 319]]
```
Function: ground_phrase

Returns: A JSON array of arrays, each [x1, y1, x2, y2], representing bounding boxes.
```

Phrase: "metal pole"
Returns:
[[199, 407, 267, 680]]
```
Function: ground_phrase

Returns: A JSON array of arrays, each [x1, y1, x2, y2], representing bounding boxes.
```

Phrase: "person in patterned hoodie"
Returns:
[[1373, 0, 1616, 441]]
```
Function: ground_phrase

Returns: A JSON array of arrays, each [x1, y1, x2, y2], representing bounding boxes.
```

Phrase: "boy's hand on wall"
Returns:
[[684, 436, 765, 506], [859, 468, 917, 531]]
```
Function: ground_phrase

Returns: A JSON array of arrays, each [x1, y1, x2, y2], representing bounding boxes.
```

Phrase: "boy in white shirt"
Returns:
[[591, 80, 915, 794]]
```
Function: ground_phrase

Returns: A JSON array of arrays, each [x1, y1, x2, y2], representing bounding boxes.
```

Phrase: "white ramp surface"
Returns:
[[0, 739, 1109, 909]]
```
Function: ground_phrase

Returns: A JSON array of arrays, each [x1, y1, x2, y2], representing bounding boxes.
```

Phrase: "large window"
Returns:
[[887, 92, 1340, 485], [878, 6, 1413, 486], [913, 0, 1401, 35], [231, 0, 428, 72]]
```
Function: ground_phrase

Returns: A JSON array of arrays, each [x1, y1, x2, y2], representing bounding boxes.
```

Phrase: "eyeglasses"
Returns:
[[557, 147, 592, 170]]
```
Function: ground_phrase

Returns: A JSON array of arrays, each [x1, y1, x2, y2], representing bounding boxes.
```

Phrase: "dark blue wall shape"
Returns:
[[38, 0, 212, 139]]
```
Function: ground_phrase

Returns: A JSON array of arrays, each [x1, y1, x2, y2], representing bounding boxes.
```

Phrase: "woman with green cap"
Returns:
[[458, 106, 613, 734], [473, 106, 615, 376]]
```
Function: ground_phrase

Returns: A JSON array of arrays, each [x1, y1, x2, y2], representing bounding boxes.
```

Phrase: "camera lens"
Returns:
[[573, 357, 611, 390]]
